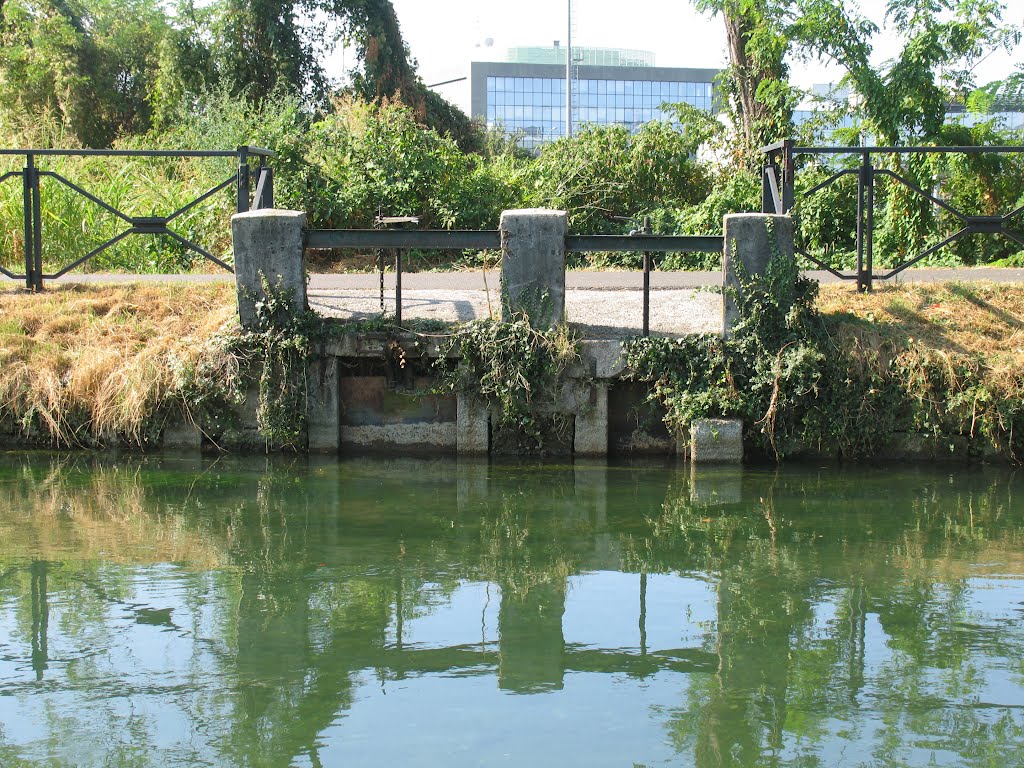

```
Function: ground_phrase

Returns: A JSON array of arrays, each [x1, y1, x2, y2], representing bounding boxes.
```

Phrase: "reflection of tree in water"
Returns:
[[3, 457, 1024, 766], [626, 468, 1024, 768]]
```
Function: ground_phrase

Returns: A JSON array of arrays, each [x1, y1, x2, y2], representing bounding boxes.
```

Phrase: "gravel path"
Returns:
[[308, 287, 723, 338]]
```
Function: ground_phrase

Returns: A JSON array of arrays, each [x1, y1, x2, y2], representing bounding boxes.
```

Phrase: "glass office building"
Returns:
[[471, 51, 718, 151]]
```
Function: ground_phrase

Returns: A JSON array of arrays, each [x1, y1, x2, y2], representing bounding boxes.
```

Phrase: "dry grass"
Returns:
[[0, 283, 236, 445], [816, 282, 1024, 363]]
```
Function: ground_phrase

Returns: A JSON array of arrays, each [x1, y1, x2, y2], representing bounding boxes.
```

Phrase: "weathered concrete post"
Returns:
[[722, 213, 794, 337], [499, 209, 567, 329], [230, 209, 307, 329]]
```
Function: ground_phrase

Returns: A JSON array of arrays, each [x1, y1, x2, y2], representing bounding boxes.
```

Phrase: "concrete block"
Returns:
[[690, 418, 743, 464], [306, 355, 339, 453], [499, 208, 567, 329], [457, 393, 490, 455], [722, 213, 794, 337], [231, 209, 307, 329], [574, 383, 608, 456], [580, 340, 626, 379]]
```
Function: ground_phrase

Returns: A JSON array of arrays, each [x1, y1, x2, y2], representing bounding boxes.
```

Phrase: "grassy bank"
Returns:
[[3, 279, 1024, 459], [0, 283, 236, 446]]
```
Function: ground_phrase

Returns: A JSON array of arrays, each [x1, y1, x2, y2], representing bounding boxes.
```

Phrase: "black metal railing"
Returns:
[[305, 226, 723, 335], [762, 139, 1024, 290], [0, 146, 274, 290]]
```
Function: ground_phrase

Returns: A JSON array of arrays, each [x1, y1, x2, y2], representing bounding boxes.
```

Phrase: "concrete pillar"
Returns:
[[722, 213, 794, 337], [457, 393, 489, 454], [573, 383, 608, 456], [231, 209, 307, 329], [690, 418, 744, 464], [306, 355, 339, 453], [499, 209, 567, 329]]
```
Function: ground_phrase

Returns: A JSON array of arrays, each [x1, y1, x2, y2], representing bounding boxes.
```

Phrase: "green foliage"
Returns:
[[434, 316, 582, 452], [300, 97, 523, 229], [526, 117, 713, 266]]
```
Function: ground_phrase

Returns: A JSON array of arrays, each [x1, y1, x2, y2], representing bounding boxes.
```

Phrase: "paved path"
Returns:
[[7, 267, 1024, 338]]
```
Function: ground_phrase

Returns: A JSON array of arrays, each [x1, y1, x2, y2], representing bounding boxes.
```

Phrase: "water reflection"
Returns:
[[0, 454, 1022, 766]]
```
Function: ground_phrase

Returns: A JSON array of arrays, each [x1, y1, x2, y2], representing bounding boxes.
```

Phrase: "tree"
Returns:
[[694, 0, 1019, 156], [0, 0, 169, 146], [693, 0, 800, 169]]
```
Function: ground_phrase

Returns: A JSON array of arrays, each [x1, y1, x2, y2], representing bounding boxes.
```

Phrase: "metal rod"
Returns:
[[45, 229, 135, 278], [642, 216, 651, 337], [165, 176, 235, 222], [0, 171, 19, 184], [865, 159, 874, 292], [567, 234, 722, 252], [566, 0, 573, 139], [23, 156, 33, 290], [307, 229, 501, 250], [878, 229, 968, 279], [789, 145, 1024, 155], [163, 229, 234, 273], [1000, 228, 1024, 247], [0, 148, 272, 158], [875, 169, 967, 220], [236, 146, 250, 214], [856, 153, 867, 292], [782, 139, 795, 213], [802, 168, 858, 198], [795, 246, 856, 280], [31, 159, 43, 291], [44, 171, 135, 224], [395, 249, 402, 327]]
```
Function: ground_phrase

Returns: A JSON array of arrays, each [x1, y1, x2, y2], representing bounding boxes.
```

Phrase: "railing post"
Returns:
[[22, 154, 34, 290], [642, 215, 652, 337], [24, 154, 44, 291], [782, 139, 795, 213], [236, 146, 250, 214], [856, 151, 873, 292]]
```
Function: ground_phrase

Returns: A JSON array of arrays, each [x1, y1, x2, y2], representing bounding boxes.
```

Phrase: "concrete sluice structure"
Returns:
[[223, 209, 788, 462]]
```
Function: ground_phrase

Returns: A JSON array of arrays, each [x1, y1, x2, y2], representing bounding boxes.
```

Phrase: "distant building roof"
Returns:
[[504, 46, 655, 68]]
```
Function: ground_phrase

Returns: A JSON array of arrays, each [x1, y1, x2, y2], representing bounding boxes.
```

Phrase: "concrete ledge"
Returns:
[[341, 423, 457, 453], [690, 418, 743, 464]]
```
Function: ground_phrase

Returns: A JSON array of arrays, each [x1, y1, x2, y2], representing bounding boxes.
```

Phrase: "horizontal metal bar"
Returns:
[[0, 149, 244, 158], [305, 229, 501, 250], [45, 229, 134, 278], [802, 168, 857, 198], [760, 140, 788, 154], [237, 146, 274, 158], [567, 235, 723, 252], [43, 171, 135, 224], [792, 145, 1024, 155]]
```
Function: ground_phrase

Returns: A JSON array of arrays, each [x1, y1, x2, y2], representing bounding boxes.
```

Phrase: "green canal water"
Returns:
[[1, 454, 1023, 767]]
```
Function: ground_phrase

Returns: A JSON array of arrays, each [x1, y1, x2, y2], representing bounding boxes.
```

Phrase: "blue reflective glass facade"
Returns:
[[474, 65, 717, 151]]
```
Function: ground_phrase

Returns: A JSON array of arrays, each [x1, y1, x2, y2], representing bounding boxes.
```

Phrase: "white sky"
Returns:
[[325, 0, 1024, 114]]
